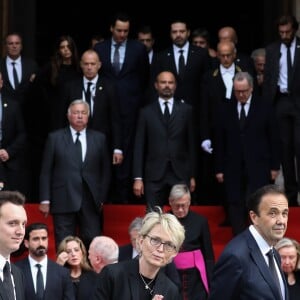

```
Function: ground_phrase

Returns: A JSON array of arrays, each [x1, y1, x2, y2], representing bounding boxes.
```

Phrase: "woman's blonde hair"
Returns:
[[57, 235, 92, 271], [139, 206, 185, 252]]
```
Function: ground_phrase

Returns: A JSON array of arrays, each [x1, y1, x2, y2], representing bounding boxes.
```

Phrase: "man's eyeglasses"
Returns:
[[146, 235, 176, 252]]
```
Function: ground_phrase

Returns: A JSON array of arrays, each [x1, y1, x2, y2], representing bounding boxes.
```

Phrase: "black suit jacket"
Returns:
[[76, 270, 98, 300], [61, 77, 122, 152], [0, 56, 38, 105], [118, 244, 181, 290], [133, 99, 196, 181], [152, 44, 209, 109], [0, 263, 25, 300], [92, 259, 181, 300], [0, 97, 27, 189], [214, 95, 280, 203], [94, 39, 149, 119], [199, 64, 243, 141], [15, 257, 75, 300], [118, 244, 134, 262], [209, 229, 289, 300], [263, 36, 300, 104], [39, 127, 111, 212]]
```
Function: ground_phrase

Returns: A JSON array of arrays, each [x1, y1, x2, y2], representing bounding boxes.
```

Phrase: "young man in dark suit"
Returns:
[[0, 191, 27, 300], [263, 15, 300, 206], [0, 72, 27, 195], [94, 12, 149, 204], [16, 223, 75, 300], [0, 33, 39, 201]]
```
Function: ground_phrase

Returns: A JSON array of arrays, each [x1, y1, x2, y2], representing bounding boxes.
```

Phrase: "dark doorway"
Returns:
[[35, 1, 265, 65]]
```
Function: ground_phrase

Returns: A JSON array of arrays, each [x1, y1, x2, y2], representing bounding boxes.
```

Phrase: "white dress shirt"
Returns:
[[220, 64, 235, 99], [83, 76, 98, 115], [173, 43, 189, 73], [28, 255, 47, 291], [6, 57, 22, 89], [159, 97, 174, 115], [70, 126, 87, 161]]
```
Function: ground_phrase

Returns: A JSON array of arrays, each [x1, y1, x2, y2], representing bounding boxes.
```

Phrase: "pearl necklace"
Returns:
[[139, 273, 155, 295]]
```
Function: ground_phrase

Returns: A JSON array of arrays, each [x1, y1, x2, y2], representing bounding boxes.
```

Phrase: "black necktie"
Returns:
[[36, 264, 44, 300], [85, 82, 93, 106], [164, 101, 170, 122], [75, 131, 82, 162], [239, 103, 246, 130], [267, 249, 283, 299], [3, 261, 15, 300], [178, 49, 185, 78], [113, 43, 121, 74], [286, 44, 292, 92], [11, 62, 19, 89]]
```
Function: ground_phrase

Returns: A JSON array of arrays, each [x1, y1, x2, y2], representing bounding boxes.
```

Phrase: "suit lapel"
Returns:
[[63, 128, 80, 165], [170, 100, 179, 123], [152, 270, 165, 295], [291, 37, 300, 81], [128, 260, 140, 299], [165, 48, 177, 74], [3, 58, 14, 90], [243, 97, 257, 129], [11, 264, 25, 300], [247, 232, 282, 300], [83, 130, 91, 164], [0, 280, 9, 300]]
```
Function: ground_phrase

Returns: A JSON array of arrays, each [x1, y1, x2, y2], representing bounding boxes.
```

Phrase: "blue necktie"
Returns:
[[267, 249, 283, 299], [113, 44, 121, 74], [36, 264, 44, 300]]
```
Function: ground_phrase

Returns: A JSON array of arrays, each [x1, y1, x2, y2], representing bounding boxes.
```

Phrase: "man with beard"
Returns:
[[263, 15, 300, 207], [15, 223, 75, 300], [133, 71, 196, 209]]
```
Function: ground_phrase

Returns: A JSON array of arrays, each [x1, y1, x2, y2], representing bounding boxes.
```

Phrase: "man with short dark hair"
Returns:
[[16, 222, 75, 300], [209, 184, 289, 300], [263, 15, 300, 206]]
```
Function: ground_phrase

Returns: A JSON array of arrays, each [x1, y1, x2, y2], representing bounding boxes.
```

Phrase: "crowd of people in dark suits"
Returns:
[[1, 9, 300, 300]]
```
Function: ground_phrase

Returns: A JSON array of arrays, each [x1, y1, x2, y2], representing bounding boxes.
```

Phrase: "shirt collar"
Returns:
[[28, 255, 48, 268], [112, 39, 126, 47], [83, 75, 98, 85], [220, 64, 235, 75], [238, 96, 252, 107], [70, 127, 86, 135], [7, 56, 21, 65], [249, 225, 271, 256], [173, 42, 189, 54], [158, 97, 174, 106], [0, 255, 8, 271]]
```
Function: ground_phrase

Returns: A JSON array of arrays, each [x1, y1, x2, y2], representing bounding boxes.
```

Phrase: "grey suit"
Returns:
[[39, 127, 110, 248]]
